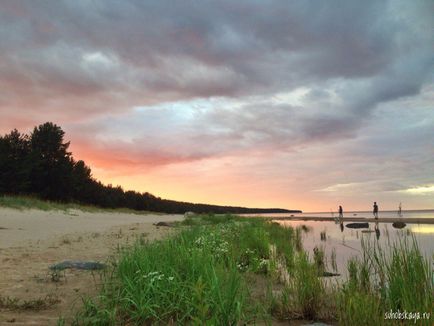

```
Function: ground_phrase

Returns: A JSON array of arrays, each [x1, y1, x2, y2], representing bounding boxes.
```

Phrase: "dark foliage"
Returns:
[[0, 123, 300, 214]]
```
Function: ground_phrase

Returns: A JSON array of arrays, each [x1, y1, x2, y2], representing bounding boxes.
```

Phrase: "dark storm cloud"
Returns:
[[1, 1, 432, 112], [1, 0, 433, 168]]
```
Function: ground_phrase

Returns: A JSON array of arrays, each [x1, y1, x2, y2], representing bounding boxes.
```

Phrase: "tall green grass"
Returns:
[[271, 249, 330, 321], [337, 235, 433, 325], [0, 195, 154, 214], [74, 230, 247, 324], [72, 218, 279, 324], [266, 222, 295, 270], [70, 215, 433, 325], [179, 213, 237, 226], [292, 251, 325, 319], [0, 195, 64, 211]]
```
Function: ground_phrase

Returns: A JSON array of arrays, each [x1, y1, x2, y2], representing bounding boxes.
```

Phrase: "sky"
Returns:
[[1, 0, 433, 212]]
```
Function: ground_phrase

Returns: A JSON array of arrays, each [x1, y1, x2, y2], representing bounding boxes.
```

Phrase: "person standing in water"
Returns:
[[338, 205, 343, 219], [373, 202, 379, 219], [398, 202, 402, 217]]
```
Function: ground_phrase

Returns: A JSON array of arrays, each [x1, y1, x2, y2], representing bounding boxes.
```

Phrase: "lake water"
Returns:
[[243, 211, 434, 277], [247, 209, 434, 220]]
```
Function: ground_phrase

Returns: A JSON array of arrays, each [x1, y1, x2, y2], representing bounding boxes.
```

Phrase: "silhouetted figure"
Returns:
[[340, 220, 344, 232], [338, 205, 343, 219], [373, 202, 379, 219], [398, 202, 402, 217], [374, 221, 380, 240]]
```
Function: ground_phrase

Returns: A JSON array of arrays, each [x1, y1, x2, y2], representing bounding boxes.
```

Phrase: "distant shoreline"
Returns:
[[300, 209, 434, 214], [264, 216, 434, 224]]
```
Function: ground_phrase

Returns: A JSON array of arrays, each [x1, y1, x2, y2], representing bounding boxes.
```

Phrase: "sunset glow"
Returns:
[[1, 1, 433, 211], [411, 225, 434, 235]]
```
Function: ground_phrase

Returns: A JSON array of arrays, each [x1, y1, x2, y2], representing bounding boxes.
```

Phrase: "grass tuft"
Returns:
[[0, 195, 155, 214], [0, 294, 60, 311], [337, 235, 433, 325]]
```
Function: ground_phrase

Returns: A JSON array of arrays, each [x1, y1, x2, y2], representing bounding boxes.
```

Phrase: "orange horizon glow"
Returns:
[[77, 145, 432, 212], [1, 121, 433, 213], [1, 2, 433, 213]]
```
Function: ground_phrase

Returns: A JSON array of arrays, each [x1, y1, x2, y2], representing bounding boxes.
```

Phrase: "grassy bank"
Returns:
[[70, 215, 433, 325], [336, 236, 433, 325], [0, 195, 155, 214]]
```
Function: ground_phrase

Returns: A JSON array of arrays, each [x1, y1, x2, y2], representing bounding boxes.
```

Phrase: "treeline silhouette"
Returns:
[[0, 122, 300, 214]]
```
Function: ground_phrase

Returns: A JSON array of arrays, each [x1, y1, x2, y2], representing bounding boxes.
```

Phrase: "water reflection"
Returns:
[[375, 221, 380, 240], [320, 230, 326, 241], [411, 225, 434, 234], [276, 219, 434, 278]]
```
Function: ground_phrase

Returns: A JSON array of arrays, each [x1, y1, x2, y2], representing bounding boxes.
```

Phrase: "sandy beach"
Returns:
[[0, 208, 183, 325]]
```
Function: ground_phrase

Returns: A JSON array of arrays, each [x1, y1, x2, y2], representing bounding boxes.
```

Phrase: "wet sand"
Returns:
[[0, 208, 183, 325]]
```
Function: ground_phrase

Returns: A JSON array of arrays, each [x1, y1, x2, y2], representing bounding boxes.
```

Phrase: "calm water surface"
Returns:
[[244, 211, 434, 277], [251, 209, 434, 220]]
